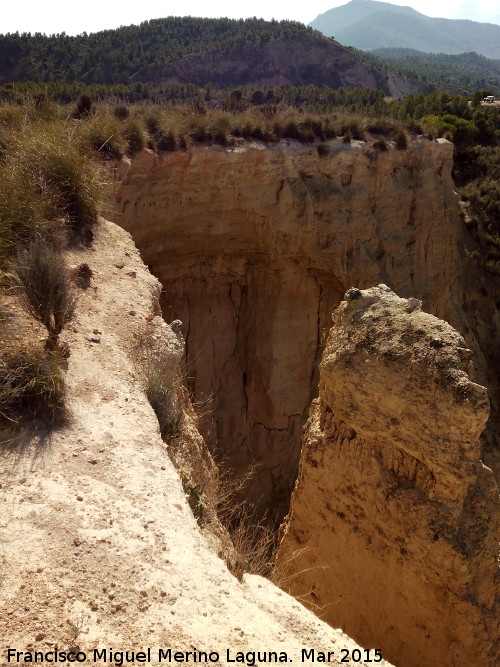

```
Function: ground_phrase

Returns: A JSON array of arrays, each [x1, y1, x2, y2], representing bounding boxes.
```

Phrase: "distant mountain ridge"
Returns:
[[310, 1, 500, 59]]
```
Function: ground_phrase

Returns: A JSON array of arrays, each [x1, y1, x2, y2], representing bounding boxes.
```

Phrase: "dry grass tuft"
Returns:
[[212, 464, 276, 578], [0, 111, 103, 255], [0, 346, 68, 437], [134, 330, 183, 443], [14, 238, 76, 349]]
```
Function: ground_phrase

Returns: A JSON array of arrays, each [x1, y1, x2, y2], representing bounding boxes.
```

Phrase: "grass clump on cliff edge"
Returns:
[[60, 98, 425, 157], [0, 346, 68, 439], [0, 103, 103, 257], [0, 99, 103, 439]]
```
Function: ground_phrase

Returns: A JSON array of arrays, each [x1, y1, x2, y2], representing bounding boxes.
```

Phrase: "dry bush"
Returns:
[[74, 95, 94, 118], [317, 143, 330, 157], [113, 104, 129, 121], [0, 346, 67, 435], [144, 362, 182, 442], [343, 128, 353, 143], [156, 130, 177, 151], [134, 331, 182, 443], [14, 238, 76, 348], [0, 104, 26, 130], [212, 464, 276, 578], [271, 544, 332, 616], [340, 115, 366, 141]]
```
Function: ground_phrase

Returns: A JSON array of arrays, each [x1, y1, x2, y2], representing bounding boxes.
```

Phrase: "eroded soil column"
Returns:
[[276, 285, 499, 667]]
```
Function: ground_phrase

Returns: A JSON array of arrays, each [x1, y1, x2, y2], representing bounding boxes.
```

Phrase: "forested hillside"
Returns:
[[0, 18, 315, 83], [371, 49, 500, 96], [0, 17, 423, 95]]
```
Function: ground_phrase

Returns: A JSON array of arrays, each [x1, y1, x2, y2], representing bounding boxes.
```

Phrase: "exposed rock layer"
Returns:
[[275, 285, 499, 667], [109, 138, 494, 520]]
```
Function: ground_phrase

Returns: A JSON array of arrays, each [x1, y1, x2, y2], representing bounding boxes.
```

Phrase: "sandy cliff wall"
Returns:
[[0, 221, 391, 666], [109, 137, 485, 520], [275, 285, 499, 667]]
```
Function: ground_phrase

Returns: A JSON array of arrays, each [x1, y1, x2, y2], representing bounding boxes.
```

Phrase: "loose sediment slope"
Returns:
[[109, 137, 485, 520], [275, 285, 499, 667], [0, 221, 392, 666]]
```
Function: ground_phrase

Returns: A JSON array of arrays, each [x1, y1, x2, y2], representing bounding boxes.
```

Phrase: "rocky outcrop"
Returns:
[[109, 137, 494, 522], [275, 285, 499, 667], [132, 35, 424, 96], [0, 221, 394, 666]]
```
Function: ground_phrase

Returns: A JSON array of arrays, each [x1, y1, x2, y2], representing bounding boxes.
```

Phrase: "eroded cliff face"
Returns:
[[275, 285, 499, 667], [0, 221, 393, 665], [109, 137, 482, 520]]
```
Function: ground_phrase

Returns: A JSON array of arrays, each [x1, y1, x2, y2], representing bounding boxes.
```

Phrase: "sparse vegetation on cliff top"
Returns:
[[0, 84, 498, 439], [0, 100, 103, 443]]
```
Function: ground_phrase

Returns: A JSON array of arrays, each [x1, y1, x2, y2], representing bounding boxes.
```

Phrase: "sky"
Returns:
[[1, 0, 499, 36]]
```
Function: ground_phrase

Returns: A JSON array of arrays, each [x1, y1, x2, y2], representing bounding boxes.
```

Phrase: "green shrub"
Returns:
[[14, 238, 76, 348], [157, 130, 177, 151], [485, 259, 500, 275], [182, 477, 206, 527], [80, 111, 128, 158], [122, 117, 148, 153], [395, 128, 409, 149], [317, 143, 330, 157], [113, 104, 129, 121]]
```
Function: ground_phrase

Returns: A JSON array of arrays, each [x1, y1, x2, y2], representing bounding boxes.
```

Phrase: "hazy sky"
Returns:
[[2, 1, 499, 36]]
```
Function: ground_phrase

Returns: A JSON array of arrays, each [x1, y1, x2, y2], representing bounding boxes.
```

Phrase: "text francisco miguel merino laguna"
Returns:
[[6, 647, 384, 665]]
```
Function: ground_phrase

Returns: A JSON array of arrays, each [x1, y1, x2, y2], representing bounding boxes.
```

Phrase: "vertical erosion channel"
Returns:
[[110, 138, 471, 522], [159, 256, 343, 520]]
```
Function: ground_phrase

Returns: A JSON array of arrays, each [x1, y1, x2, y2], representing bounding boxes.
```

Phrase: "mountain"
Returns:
[[310, 0, 500, 59], [0, 16, 424, 95]]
